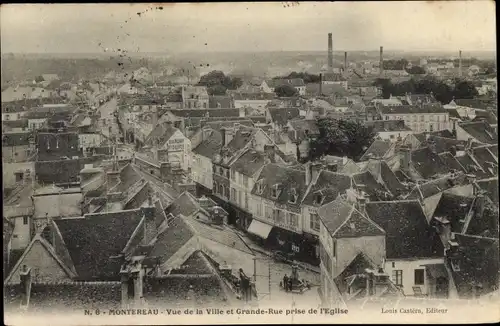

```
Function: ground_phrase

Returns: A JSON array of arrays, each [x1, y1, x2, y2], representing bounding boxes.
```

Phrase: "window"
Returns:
[[5, 115, 9, 120], [392, 270, 403, 286], [289, 213, 298, 227], [288, 189, 297, 204], [274, 209, 284, 223], [389, 134, 395, 139], [271, 186, 278, 199], [203, 103, 207, 109], [315, 193, 323, 205], [414, 269, 425, 285], [430, 124, 434, 132], [310, 213, 320, 231], [230, 169, 235, 181], [231, 188, 236, 201], [332, 240, 336, 257], [23, 216, 28, 225], [420, 115, 424, 122]]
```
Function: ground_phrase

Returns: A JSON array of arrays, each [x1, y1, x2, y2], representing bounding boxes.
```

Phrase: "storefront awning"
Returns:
[[247, 219, 273, 240]]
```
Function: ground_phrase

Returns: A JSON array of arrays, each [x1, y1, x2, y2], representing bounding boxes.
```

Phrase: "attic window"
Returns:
[[289, 189, 298, 204], [450, 258, 461, 272], [271, 185, 280, 199], [257, 181, 264, 194], [314, 192, 323, 205]]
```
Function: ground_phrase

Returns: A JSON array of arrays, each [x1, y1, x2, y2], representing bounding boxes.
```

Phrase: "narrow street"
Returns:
[[130, 163, 178, 202], [97, 97, 121, 140]]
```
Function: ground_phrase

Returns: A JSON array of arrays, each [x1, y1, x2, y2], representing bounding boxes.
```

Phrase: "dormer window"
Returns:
[[314, 192, 323, 205], [271, 184, 280, 199], [450, 258, 461, 272], [257, 181, 264, 194], [289, 188, 297, 204]]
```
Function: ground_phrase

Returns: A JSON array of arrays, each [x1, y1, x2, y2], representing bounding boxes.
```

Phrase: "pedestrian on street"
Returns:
[[288, 277, 293, 292], [283, 274, 289, 292]]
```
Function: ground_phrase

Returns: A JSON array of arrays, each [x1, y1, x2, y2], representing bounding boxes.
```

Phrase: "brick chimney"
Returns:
[[344, 52, 348, 76], [328, 33, 333, 74], [379, 46, 384, 76], [264, 144, 276, 163], [319, 73, 323, 95]]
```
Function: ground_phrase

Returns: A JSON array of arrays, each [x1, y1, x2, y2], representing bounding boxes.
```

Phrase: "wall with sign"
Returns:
[[164, 130, 192, 171]]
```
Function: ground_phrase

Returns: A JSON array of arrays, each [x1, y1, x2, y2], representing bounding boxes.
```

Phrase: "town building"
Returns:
[[181, 86, 209, 109], [265, 79, 307, 95], [378, 104, 451, 133]]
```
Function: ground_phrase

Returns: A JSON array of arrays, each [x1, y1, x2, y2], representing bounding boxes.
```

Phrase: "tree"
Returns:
[[274, 84, 298, 97], [275, 72, 321, 83], [34, 75, 45, 83], [308, 118, 376, 161], [197, 70, 242, 94], [406, 66, 426, 75], [453, 80, 479, 99]]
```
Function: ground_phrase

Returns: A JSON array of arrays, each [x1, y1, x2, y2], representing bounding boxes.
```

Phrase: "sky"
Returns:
[[1, 2, 496, 54]]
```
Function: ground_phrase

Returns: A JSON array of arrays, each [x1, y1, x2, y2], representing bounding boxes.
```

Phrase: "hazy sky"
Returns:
[[1, 2, 496, 54]]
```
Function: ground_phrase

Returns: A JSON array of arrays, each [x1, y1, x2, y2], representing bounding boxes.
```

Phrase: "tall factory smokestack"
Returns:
[[328, 33, 333, 73], [344, 52, 348, 76], [379, 46, 384, 76], [459, 50, 463, 77]]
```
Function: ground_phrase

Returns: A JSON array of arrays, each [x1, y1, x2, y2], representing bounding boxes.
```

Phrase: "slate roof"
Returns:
[[469, 146, 498, 176], [456, 154, 490, 179], [202, 119, 254, 131], [454, 99, 493, 110], [432, 193, 474, 233], [317, 197, 385, 238], [110, 164, 142, 194], [365, 120, 411, 132], [446, 108, 462, 119], [192, 129, 223, 159], [458, 121, 498, 144], [472, 110, 498, 125], [362, 159, 406, 196], [365, 200, 444, 259], [408, 174, 465, 200], [449, 234, 499, 299], [1, 98, 44, 113], [252, 163, 308, 207], [411, 147, 450, 179], [37, 132, 80, 161], [334, 252, 378, 294], [35, 159, 82, 185], [2, 119, 29, 130], [164, 192, 201, 218], [230, 148, 268, 177], [209, 95, 233, 108], [380, 104, 447, 115], [269, 107, 300, 127], [476, 178, 499, 206], [360, 140, 393, 161], [301, 170, 352, 206], [424, 136, 473, 154], [53, 209, 144, 280], [2, 132, 33, 147], [226, 127, 258, 153]]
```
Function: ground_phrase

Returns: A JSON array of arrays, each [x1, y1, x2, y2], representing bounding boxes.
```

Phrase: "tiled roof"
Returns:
[[4, 282, 122, 312], [2, 132, 33, 147], [305, 83, 348, 97], [288, 119, 319, 143], [165, 192, 201, 218], [2, 118, 29, 130], [410, 147, 450, 179], [148, 215, 196, 264], [35, 159, 81, 184], [110, 164, 142, 194], [226, 127, 257, 153], [209, 95, 233, 108], [266, 78, 305, 88], [231, 92, 275, 101], [145, 122, 179, 147], [464, 199, 499, 238], [445, 108, 462, 119], [365, 200, 444, 259], [302, 170, 352, 206], [365, 119, 411, 132], [408, 174, 465, 200], [252, 163, 308, 206], [454, 99, 493, 110], [360, 140, 392, 161], [318, 197, 385, 238], [424, 136, 474, 154], [449, 234, 499, 299], [269, 107, 300, 127], [459, 121, 498, 144], [230, 148, 268, 177], [362, 159, 406, 196], [469, 146, 498, 175], [334, 252, 377, 293], [380, 104, 447, 114], [353, 171, 390, 200], [438, 152, 466, 173], [53, 209, 144, 280], [202, 119, 254, 131], [169, 109, 240, 118], [192, 129, 223, 159]]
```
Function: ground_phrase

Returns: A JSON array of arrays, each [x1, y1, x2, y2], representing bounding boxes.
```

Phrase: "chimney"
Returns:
[[319, 73, 323, 96], [20, 265, 32, 308], [459, 50, 463, 78], [475, 190, 486, 220], [311, 162, 322, 184], [466, 137, 473, 150], [202, 126, 212, 141], [328, 33, 333, 73], [399, 145, 411, 171], [225, 127, 234, 146], [305, 162, 312, 186], [357, 194, 367, 215], [344, 52, 348, 76], [379, 46, 384, 76], [142, 194, 156, 245], [220, 128, 227, 147], [106, 168, 121, 190], [264, 144, 276, 163]]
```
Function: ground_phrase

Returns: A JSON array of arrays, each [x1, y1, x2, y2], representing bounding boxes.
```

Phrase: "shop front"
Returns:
[[267, 227, 320, 266]]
